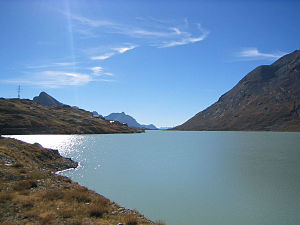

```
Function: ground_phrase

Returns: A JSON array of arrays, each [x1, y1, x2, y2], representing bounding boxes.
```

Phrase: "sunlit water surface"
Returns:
[[6, 131, 300, 225]]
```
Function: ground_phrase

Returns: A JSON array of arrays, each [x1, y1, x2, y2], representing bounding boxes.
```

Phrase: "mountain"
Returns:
[[142, 124, 158, 130], [174, 50, 300, 131], [0, 98, 139, 134], [159, 126, 174, 130], [92, 111, 99, 116], [92, 111, 103, 118], [104, 112, 158, 129], [33, 92, 63, 107]]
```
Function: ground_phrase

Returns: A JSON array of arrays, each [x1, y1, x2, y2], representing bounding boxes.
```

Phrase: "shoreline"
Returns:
[[0, 137, 159, 225]]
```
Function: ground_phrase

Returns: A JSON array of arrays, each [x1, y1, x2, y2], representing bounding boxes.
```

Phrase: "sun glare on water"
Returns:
[[4, 135, 83, 156]]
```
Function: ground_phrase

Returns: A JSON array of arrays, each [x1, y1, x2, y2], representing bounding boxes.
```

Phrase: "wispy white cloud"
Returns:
[[88, 66, 115, 77], [169, 27, 189, 36], [90, 52, 115, 60], [112, 45, 137, 54], [160, 34, 208, 48], [27, 62, 77, 69], [90, 66, 103, 76], [64, 12, 114, 28], [103, 72, 114, 76], [64, 13, 173, 38], [3, 57, 116, 88], [63, 12, 209, 49], [94, 78, 116, 82], [53, 62, 77, 67], [160, 24, 209, 48], [131, 29, 173, 37], [237, 48, 286, 60], [170, 27, 182, 35], [3, 71, 93, 88], [90, 45, 137, 60]]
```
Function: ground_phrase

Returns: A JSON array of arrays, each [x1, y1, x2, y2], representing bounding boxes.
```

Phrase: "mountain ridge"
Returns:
[[0, 98, 139, 134], [174, 50, 300, 131], [105, 112, 157, 130]]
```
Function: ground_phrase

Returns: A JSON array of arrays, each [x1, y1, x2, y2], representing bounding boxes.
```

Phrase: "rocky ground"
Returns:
[[0, 137, 163, 225]]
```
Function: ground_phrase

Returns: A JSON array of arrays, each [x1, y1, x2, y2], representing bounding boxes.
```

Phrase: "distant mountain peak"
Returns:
[[104, 112, 157, 130], [33, 92, 63, 107]]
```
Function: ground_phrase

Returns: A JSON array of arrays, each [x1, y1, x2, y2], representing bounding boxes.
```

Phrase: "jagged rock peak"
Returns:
[[33, 92, 63, 107]]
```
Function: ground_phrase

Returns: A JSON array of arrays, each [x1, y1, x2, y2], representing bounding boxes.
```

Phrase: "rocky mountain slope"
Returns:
[[0, 98, 139, 134], [33, 92, 63, 107], [105, 112, 157, 130], [174, 50, 300, 131]]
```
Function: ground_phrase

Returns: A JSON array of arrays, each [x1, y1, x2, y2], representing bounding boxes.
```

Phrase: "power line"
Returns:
[[17, 85, 21, 99]]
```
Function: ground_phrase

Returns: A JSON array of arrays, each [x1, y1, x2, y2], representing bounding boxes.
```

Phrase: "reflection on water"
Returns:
[[5, 134, 84, 155], [4, 135, 88, 169], [7, 131, 300, 225]]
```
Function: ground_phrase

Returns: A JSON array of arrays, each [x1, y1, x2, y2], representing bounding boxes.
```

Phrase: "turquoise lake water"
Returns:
[[8, 131, 300, 225]]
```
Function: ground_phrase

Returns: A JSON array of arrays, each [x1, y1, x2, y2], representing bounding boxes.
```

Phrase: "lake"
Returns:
[[7, 131, 300, 225]]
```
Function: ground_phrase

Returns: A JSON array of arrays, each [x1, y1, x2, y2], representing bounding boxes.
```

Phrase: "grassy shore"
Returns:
[[0, 137, 163, 225]]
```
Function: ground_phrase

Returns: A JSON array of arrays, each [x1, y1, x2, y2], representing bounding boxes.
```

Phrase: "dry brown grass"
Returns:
[[65, 189, 91, 203], [0, 221, 16, 225], [57, 175, 72, 183], [19, 168, 27, 174], [22, 201, 34, 209], [39, 212, 56, 224], [0, 192, 13, 203], [12, 162, 24, 168], [60, 208, 75, 218], [67, 219, 82, 225], [124, 214, 139, 225], [28, 170, 48, 179], [94, 195, 110, 206], [155, 220, 166, 225], [18, 189, 30, 196], [13, 179, 37, 191], [43, 190, 65, 201], [89, 203, 108, 218], [24, 209, 38, 219]]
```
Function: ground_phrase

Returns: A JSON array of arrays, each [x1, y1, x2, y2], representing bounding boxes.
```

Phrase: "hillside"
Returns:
[[0, 98, 139, 134], [105, 112, 157, 130], [33, 92, 63, 107], [174, 50, 300, 131], [0, 137, 154, 225]]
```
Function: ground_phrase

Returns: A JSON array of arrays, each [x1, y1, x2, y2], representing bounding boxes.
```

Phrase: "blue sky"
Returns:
[[0, 0, 299, 127]]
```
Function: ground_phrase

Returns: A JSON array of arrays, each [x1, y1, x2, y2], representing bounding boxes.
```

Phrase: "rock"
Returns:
[[33, 92, 63, 107]]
